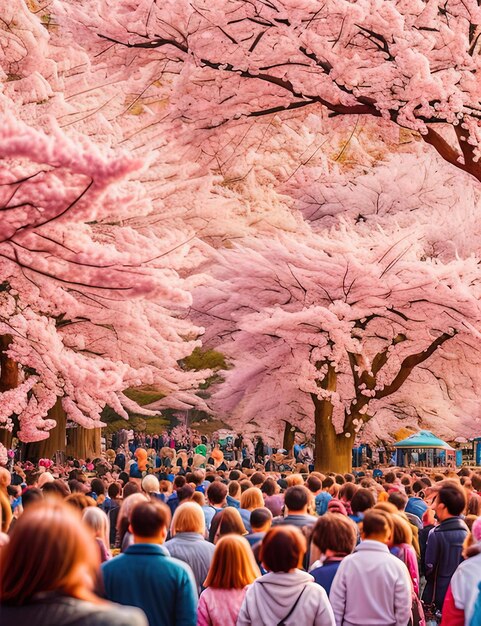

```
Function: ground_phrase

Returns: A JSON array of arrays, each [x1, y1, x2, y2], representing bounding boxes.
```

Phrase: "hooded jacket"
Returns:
[[236, 569, 335, 626]]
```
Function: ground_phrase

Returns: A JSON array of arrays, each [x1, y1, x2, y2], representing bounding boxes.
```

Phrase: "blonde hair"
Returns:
[[191, 491, 205, 507], [171, 501, 205, 535], [204, 534, 260, 589], [286, 474, 304, 488], [142, 475, 160, 494], [83, 506, 110, 552], [240, 487, 264, 511]]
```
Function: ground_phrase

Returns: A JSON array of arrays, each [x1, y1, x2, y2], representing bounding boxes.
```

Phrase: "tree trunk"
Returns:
[[0, 335, 19, 448], [282, 421, 297, 453], [67, 426, 101, 460], [25, 398, 66, 460], [314, 414, 353, 474], [311, 374, 353, 473]]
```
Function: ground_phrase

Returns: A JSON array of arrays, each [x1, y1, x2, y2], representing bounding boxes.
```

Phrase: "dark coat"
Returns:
[[421, 516, 468, 609], [0, 595, 147, 626]]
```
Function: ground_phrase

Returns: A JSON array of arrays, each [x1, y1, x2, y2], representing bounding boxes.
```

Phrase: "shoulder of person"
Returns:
[[93, 604, 148, 626]]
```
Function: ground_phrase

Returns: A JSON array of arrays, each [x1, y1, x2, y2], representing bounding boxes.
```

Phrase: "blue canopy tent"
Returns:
[[393, 430, 456, 468]]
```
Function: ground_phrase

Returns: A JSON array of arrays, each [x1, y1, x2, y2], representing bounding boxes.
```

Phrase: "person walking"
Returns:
[[197, 534, 260, 626], [330, 510, 412, 626], [101, 500, 197, 626], [237, 526, 335, 626]]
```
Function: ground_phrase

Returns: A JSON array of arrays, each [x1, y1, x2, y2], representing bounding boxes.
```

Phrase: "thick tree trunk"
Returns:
[[0, 335, 19, 448], [282, 421, 297, 453], [25, 398, 66, 460], [67, 426, 101, 460], [314, 411, 353, 474], [311, 365, 353, 473]]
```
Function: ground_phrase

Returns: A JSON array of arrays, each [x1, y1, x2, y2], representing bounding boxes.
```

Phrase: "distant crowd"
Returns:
[[1, 429, 481, 625]]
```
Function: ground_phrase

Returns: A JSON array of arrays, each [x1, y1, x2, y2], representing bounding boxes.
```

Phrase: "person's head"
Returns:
[[389, 513, 413, 548], [130, 500, 171, 543], [116, 493, 149, 541], [322, 476, 334, 490], [173, 475, 186, 491], [191, 491, 205, 507], [433, 482, 467, 520], [339, 482, 358, 503], [177, 484, 194, 503], [261, 478, 277, 497], [306, 475, 322, 494], [250, 472, 265, 487], [89, 478, 105, 497], [350, 488, 375, 515], [204, 534, 260, 589], [229, 470, 241, 481], [260, 526, 306, 572], [388, 491, 408, 511], [361, 510, 393, 544], [21, 487, 43, 509], [207, 481, 228, 507], [471, 473, 481, 492], [37, 472, 55, 489], [286, 474, 304, 488], [64, 493, 97, 512], [142, 474, 160, 495], [284, 485, 310, 514], [41, 479, 70, 500], [107, 482, 121, 500], [240, 487, 264, 511], [123, 482, 141, 498], [467, 494, 481, 517], [171, 501, 205, 536], [82, 506, 110, 549], [0, 502, 99, 605], [213, 507, 246, 544], [240, 479, 254, 493], [228, 480, 241, 500], [250, 507, 273, 533], [311, 513, 357, 558]]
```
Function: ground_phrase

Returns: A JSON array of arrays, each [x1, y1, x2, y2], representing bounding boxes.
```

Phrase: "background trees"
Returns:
[[2, 1, 481, 469]]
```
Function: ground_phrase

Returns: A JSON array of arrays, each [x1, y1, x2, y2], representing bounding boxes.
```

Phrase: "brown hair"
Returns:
[[240, 487, 264, 511], [204, 535, 260, 589], [130, 500, 171, 538], [64, 493, 97, 511], [311, 513, 357, 556], [260, 526, 306, 572], [212, 507, 246, 543], [0, 502, 99, 605], [390, 514, 413, 546], [362, 510, 392, 539]]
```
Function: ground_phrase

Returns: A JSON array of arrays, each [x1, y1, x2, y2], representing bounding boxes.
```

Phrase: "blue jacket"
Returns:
[[421, 516, 468, 610], [101, 543, 197, 626], [310, 559, 342, 596]]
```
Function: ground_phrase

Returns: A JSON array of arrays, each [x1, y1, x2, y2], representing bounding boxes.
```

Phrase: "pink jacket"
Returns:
[[197, 587, 248, 626]]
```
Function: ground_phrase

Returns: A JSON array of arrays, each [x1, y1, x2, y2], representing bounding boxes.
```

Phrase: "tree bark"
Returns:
[[313, 404, 353, 473], [67, 426, 101, 460], [282, 420, 298, 453], [25, 398, 66, 460], [0, 335, 19, 448]]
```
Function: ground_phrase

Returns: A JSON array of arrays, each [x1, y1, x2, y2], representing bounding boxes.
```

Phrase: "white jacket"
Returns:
[[329, 540, 411, 626], [236, 569, 335, 626], [450, 551, 481, 625]]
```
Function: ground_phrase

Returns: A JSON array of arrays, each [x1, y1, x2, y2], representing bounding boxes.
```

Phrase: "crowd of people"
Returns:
[[1, 430, 481, 625]]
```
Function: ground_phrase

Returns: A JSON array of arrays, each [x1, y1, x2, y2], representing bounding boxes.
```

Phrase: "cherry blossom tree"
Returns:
[[0, 112, 207, 445], [195, 225, 481, 472], [75, 0, 481, 182]]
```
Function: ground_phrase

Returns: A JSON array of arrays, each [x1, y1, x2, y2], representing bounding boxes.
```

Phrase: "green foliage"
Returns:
[[122, 387, 166, 406], [182, 347, 227, 371]]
